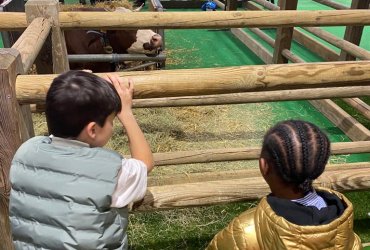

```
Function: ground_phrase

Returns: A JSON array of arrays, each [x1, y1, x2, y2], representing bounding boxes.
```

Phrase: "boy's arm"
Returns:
[[119, 110, 154, 172], [106, 74, 154, 172]]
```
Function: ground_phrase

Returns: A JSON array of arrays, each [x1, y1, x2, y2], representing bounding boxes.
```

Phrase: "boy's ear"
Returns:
[[259, 157, 270, 177], [85, 122, 97, 139]]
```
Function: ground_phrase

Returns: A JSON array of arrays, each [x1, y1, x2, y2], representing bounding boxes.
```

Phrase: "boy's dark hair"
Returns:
[[46, 70, 122, 138], [261, 120, 331, 193]]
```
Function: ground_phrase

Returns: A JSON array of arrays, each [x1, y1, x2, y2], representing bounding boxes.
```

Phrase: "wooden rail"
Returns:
[[246, 0, 341, 62], [11, 17, 51, 73], [131, 86, 370, 108], [302, 26, 370, 60], [148, 162, 370, 186], [247, 0, 370, 141], [135, 162, 370, 211], [343, 98, 370, 120], [2, 10, 370, 30], [149, 141, 370, 166], [15, 61, 370, 103]]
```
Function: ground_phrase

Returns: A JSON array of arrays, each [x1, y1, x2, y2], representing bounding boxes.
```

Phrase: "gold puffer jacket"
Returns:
[[207, 188, 362, 250]]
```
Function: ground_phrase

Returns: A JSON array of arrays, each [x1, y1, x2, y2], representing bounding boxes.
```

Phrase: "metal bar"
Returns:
[[68, 53, 166, 63], [121, 61, 157, 71]]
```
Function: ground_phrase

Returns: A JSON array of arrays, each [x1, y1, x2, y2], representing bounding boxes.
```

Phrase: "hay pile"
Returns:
[[60, 0, 133, 11]]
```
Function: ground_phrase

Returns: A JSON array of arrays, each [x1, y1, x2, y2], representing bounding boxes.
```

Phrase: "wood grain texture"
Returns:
[[0, 49, 23, 250], [244, 1, 341, 62], [3, 9, 370, 31], [230, 28, 273, 64], [148, 162, 370, 186], [339, 0, 370, 61], [0, 13, 27, 31], [11, 17, 51, 73], [135, 162, 370, 211], [58, 10, 370, 30], [303, 26, 370, 60], [226, 0, 238, 11], [25, 0, 69, 74], [15, 61, 370, 103], [251, 0, 279, 10], [293, 28, 340, 61], [272, 0, 298, 63], [249, 28, 275, 47], [146, 141, 370, 166], [310, 99, 370, 141], [343, 97, 370, 120], [30, 86, 370, 110], [281, 47, 370, 141], [131, 86, 370, 108]]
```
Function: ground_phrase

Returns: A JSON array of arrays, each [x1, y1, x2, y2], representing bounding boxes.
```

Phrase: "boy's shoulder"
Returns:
[[16, 136, 123, 160]]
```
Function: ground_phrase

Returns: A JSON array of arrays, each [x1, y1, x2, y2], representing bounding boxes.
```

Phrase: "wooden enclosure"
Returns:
[[1, 0, 370, 247]]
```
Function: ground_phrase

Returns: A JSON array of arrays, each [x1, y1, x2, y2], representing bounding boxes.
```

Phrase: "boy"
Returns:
[[9, 71, 154, 249]]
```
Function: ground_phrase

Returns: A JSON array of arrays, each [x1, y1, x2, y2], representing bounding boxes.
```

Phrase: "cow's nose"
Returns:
[[151, 34, 162, 47]]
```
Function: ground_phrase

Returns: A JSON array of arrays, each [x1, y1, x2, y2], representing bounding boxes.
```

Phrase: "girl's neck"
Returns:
[[270, 184, 306, 200]]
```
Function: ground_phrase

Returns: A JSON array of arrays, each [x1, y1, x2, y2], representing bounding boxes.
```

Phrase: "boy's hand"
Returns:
[[104, 74, 154, 172], [104, 74, 134, 119]]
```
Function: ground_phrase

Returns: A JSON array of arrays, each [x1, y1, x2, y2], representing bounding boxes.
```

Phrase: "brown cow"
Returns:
[[64, 7, 162, 72]]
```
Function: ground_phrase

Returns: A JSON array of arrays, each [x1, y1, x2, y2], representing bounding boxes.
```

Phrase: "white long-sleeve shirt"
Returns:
[[111, 158, 148, 208]]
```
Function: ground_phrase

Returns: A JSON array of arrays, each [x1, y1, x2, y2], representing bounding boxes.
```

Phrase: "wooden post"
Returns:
[[339, 0, 370, 61], [272, 0, 298, 64], [226, 0, 238, 11], [25, 0, 69, 74], [0, 48, 24, 250], [11, 17, 51, 142], [312, 0, 348, 10], [244, 2, 341, 62]]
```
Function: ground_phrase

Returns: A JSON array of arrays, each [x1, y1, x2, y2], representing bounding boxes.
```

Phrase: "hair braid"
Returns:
[[261, 120, 330, 193], [309, 124, 330, 180], [275, 126, 296, 182], [292, 120, 310, 181]]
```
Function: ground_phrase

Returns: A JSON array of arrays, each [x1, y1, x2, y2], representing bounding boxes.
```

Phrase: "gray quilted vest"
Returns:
[[9, 136, 128, 249]]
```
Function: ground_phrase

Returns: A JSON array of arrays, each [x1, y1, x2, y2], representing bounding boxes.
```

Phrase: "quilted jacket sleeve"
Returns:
[[206, 207, 259, 250]]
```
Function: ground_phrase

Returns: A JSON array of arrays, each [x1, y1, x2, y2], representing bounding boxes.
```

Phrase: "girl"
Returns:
[[207, 120, 361, 250]]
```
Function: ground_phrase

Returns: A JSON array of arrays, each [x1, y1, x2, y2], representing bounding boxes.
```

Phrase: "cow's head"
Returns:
[[108, 7, 163, 54]]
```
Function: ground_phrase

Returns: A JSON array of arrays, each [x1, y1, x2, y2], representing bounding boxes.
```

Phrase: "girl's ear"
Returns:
[[259, 157, 270, 177]]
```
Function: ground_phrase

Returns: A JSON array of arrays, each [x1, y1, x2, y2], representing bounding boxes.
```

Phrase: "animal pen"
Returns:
[[1, 0, 370, 248]]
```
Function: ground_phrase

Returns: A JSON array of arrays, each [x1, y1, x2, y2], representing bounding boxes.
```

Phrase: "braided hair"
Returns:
[[261, 120, 331, 193]]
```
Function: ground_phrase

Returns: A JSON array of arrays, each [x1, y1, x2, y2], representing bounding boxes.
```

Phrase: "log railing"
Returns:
[[137, 162, 370, 211], [149, 141, 370, 166], [11, 17, 51, 72], [243, 0, 370, 141], [130, 86, 370, 108], [2, 10, 370, 30], [14, 61, 370, 103]]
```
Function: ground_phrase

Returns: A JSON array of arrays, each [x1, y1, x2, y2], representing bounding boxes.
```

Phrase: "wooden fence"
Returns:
[[0, 0, 370, 248]]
